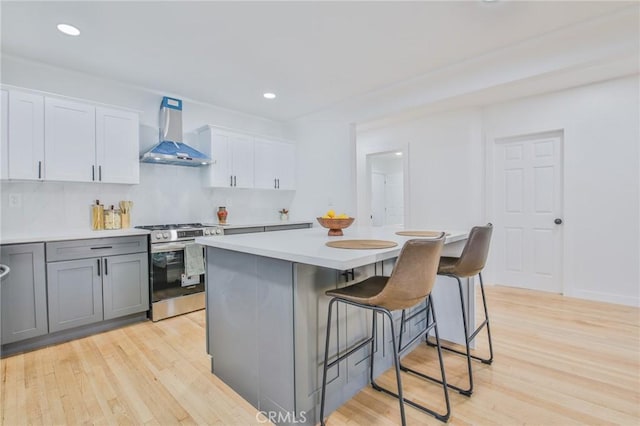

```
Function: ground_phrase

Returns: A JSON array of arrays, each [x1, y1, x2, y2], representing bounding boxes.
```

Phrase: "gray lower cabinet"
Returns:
[[47, 258, 103, 332], [0, 243, 48, 344], [222, 222, 312, 235], [207, 247, 385, 425], [46, 236, 149, 333], [102, 252, 148, 320]]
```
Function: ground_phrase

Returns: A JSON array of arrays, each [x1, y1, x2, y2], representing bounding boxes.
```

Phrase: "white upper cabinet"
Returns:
[[44, 97, 96, 182], [199, 126, 254, 188], [206, 129, 233, 187], [254, 138, 296, 190], [96, 107, 139, 184], [7, 90, 45, 180], [1, 89, 8, 180], [231, 133, 254, 188], [1, 86, 140, 184]]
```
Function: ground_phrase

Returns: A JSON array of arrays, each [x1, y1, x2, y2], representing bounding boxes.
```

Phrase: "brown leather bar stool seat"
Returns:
[[320, 235, 451, 426], [426, 223, 494, 397]]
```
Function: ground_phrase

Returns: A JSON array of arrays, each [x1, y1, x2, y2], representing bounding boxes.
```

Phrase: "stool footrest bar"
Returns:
[[371, 378, 450, 422], [327, 337, 374, 369], [467, 319, 489, 343]]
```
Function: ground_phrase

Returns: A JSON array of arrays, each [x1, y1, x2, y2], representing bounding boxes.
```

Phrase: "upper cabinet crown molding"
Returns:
[[0, 86, 140, 184]]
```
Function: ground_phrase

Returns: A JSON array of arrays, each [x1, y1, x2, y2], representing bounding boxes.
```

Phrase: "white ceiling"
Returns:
[[1, 1, 638, 122]]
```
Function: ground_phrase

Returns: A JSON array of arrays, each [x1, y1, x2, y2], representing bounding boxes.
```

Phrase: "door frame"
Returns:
[[362, 148, 409, 227], [484, 129, 566, 293], [370, 171, 386, 226]]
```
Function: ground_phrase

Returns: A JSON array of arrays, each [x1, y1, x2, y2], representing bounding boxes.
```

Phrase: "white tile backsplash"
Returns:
[[1, 165, 295, 236]]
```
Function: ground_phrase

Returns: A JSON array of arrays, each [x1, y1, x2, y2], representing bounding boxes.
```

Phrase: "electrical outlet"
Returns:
[[8, 193, 21, 208]]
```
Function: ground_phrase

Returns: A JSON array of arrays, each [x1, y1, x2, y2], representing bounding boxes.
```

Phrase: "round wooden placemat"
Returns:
[[326, 240, 398, 249], [395, 230, 449, 237]]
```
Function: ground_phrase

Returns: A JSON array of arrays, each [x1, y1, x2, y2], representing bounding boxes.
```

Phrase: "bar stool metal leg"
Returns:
[[319, 298, 337, 426], [370, 308, 407, 425], [372, 296, 451, 422], [425, 272, 494, 396], [321, 298, 450, 425]]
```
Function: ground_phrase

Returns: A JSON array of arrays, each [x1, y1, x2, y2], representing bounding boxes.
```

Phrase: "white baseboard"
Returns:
[[565, 288, 640, 307]]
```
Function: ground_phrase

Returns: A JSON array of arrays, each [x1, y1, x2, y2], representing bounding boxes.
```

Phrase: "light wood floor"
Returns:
[[2, 286, 639, 425]]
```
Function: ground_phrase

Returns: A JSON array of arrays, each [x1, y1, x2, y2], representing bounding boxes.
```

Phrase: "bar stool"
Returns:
[[426, 223, 494, 396], [319, 235, 451, 425]]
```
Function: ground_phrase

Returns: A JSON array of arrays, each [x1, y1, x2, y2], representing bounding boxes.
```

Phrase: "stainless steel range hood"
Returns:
[[140, 97, 212, 167]]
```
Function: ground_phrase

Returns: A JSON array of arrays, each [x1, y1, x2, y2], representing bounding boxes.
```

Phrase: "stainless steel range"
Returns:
[[136, 223, 223, 321]]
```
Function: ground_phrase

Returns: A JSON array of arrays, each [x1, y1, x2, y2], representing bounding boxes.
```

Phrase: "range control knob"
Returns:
[[155, 233, 161, 239], [163, 232, 169, 239], [215, 228, 222, 235], [204, 229, 210, 235]]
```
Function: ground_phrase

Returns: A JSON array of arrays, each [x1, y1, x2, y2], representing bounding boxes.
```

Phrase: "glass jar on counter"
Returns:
[[104, 206, 122, 230], [113, 209, 122, 229]]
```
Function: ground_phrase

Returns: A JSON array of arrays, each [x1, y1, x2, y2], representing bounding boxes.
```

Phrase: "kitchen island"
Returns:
[[196, 226, 472, 425]]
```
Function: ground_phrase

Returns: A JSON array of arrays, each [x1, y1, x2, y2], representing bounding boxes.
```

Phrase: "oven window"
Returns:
[[151, 249, 204, 302]]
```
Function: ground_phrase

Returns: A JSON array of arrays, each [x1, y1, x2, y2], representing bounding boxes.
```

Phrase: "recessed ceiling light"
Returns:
[[263, 93, 276, 100], [395, 152, 402, 156], [57, 23, 80, 36]]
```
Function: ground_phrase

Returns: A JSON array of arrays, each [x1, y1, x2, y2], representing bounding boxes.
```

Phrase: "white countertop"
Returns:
[[196, 226, 467, 270], [0, 228, 150, 245], [205, 220, 314, 229], [0, 220, 313, 245]]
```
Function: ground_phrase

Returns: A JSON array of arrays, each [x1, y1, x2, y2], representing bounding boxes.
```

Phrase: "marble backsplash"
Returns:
[[1, 163, 295, 237]]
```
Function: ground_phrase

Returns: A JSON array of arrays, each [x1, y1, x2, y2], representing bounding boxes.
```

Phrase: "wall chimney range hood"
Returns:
[[140, 97, 212, 167]]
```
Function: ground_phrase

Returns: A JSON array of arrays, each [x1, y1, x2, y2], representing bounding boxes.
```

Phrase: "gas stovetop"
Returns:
[[136, 223, 223, 242]]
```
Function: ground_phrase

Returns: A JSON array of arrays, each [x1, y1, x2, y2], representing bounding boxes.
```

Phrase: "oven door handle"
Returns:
[[152, 242, 187, 253]]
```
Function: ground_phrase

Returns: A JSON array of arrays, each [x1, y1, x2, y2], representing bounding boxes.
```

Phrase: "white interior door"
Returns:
[[385, 172, 404, 225], [371, 172, 385, 226], [493, 134, 563, 293]]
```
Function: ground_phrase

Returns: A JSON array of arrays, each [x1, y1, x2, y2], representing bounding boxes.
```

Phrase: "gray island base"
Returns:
[[198, 227, 472, 425]]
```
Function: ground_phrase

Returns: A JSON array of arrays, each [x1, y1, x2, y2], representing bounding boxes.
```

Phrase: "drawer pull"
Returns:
[[90, 246, 113, 250]]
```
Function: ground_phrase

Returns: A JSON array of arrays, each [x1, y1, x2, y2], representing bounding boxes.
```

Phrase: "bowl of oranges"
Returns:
[[317, 210, 355, 236]]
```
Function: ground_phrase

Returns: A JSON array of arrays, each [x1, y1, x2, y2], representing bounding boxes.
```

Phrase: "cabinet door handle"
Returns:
[[341, 269, 355, 282], [90, 246, 113, 250], [277, 178, 280, 189], [230, 175, 233, 187], [234, 175, 237, 187], [92, 165, 95, 181], [104, 258, 108, 275], [99, 165, 102, 181], [274, 178, 277, 189], [38, 161, 42, 179], [97, 259, 101, 276]]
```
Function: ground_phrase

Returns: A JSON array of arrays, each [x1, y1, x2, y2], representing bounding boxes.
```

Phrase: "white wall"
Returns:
[[483, 75, 639, 306], [357, 75, 639, 306], [357, 108, 484, 230], [0, 55, 295, 236], [286, 117, 356, 220]]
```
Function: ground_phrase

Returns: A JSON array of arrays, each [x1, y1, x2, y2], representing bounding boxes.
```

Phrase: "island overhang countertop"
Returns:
[[196, 226, 467, 270]]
